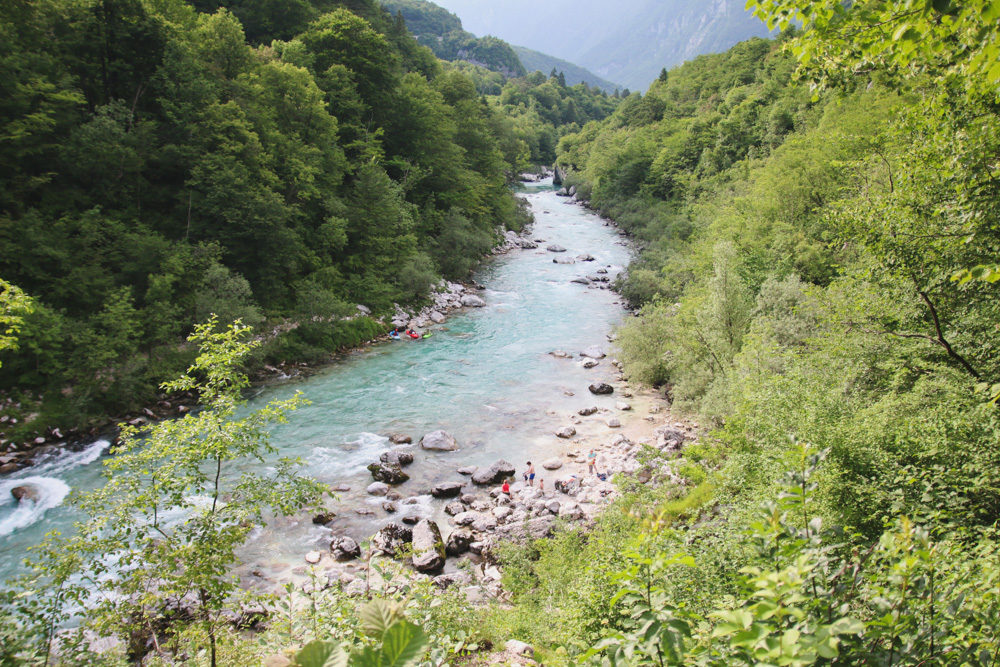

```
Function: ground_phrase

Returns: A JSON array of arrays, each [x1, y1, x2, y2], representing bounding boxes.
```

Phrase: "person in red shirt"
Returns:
[[501, 479, 511, 496]]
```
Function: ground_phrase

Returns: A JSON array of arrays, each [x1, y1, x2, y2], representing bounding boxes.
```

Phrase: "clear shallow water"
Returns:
[[0, 181, 632, 583]]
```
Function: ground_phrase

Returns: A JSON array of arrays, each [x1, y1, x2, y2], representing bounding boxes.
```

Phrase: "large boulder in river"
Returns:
[[472, 459, 516, 485], [546, 244, 567, 252], [589, 383, 614, 395], [580, 346, 606, 359], [431, 481, 465, 498], [371, 523, 413, 557], [367, 462, 409, 485], [367, 482, 389, 496], [380, 449, 414, 466], [411, 520, 446, 573], [10, 485, 39, 503], [460, 294, 486, 308], [420, 430, 459, 451], [331, 536, 361, 561], [388, 433, 412, 444], [555, 426, 576, 439]]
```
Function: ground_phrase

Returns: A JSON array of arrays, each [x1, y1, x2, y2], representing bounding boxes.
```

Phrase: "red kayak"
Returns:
[[406, 330, 420, 339]]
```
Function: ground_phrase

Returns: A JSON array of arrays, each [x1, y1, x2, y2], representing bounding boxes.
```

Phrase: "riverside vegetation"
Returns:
[[3, 0, 1000, 665]]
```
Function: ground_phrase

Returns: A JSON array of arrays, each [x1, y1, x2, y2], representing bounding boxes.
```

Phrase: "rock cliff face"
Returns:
[[579, 0, 774, 90]]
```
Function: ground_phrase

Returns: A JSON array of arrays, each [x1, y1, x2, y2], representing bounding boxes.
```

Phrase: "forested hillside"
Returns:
[[380, 0, 524, 78], [498, 2, 999, 662], [0, 0, 542, 439]]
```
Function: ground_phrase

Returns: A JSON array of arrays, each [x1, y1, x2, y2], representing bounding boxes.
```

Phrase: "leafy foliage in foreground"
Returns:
[[2, 320, 324, 666]]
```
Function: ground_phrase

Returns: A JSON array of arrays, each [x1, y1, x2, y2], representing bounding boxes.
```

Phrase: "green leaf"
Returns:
[[294, 640, 350, 667], [378, 621, 428, 667], [360, 599, 403, 638]]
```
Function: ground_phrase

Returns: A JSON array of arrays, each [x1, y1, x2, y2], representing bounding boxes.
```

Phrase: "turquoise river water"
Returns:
[[0, 180, 632, 584]]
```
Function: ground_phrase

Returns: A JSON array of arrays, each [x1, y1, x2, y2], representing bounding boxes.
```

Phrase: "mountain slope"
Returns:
[[512, 45, 619, 91], [431, 0, 773, 90]]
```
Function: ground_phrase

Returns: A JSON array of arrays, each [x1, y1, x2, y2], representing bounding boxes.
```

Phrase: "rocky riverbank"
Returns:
[[261, 362, 696, 616]]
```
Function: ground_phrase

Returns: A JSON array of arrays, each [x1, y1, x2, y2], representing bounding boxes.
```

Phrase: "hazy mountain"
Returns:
[[382, 0, 616, 88], [430, 0, 774, 90], [512, 45, 619, 91]]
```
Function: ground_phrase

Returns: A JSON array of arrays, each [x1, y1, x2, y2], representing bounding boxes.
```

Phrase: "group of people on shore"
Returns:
[[499, 452, 604, 496]]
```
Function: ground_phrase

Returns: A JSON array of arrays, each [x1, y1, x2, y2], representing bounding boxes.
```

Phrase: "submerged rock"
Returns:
[[312, 511, 337, 525], [366, 482, 389, 496], [10, 485, 39, 503], [368, 462, 409, 485]]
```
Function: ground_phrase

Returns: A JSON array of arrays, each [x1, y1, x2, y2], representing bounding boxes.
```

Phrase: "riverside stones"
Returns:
[[578, 406, 598, 416], [581, 358, 599, 368], [460, 294, 486, 307], [431, 481, 465, 498], [506, 640, 535, 658], [305, 551, 322, 565], [541, 457, 563, 470], [607, 418, 621, 428], [388, 433, 412, 444], [446, 528, 474, 556], [380, 449, 414, 466], [411, 520, 446, 573], [367, 462, 409, 485], [580, 346, 606, 359], [457, 465, 477, 475], [331, 536, 361, 561], [420, 430, 459, 451], [444, 501, 465, 515], [589, 383, 614, 395], [371, 523, 412, 556], [555, 426, 576, 438], [471, 459, 515, 485], [616, 402, 632, 411]]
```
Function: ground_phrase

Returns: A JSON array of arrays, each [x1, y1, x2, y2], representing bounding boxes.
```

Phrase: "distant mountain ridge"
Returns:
[[430, 0, 774, 90], [512, 45, 619, 92], [381, 0, 616, 88]]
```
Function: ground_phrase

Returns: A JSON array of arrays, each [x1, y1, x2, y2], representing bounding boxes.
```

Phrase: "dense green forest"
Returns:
[[0, 0, 614, 442]]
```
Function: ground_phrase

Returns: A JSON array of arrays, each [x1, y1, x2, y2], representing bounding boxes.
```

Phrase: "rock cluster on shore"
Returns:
[[295, 411, 698, 605]]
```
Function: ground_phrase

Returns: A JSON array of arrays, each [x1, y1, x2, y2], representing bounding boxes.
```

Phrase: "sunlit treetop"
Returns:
[[747, 0, 1000, 98]]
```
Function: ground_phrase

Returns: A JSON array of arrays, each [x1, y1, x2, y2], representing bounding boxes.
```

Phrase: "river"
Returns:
[[0, 179, 632, 584]]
